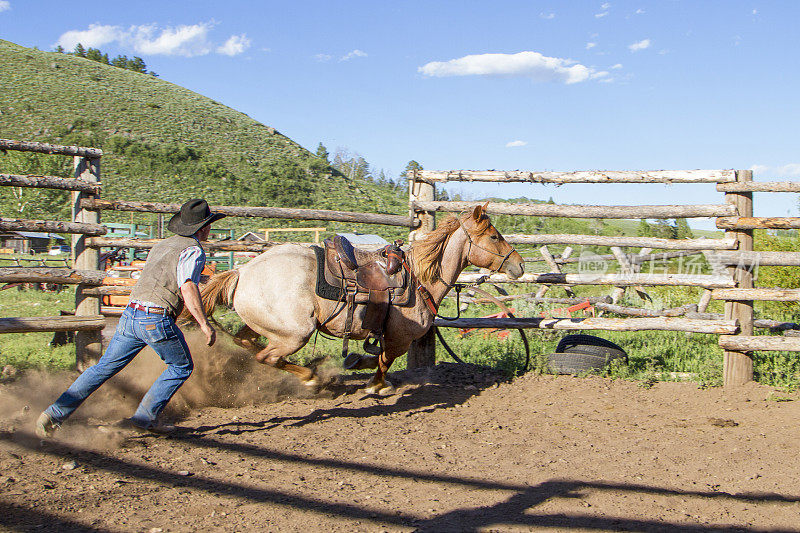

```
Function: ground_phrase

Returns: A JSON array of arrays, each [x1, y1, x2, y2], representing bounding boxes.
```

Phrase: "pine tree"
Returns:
[[86, 47, 103, 62], [127, 57, 147, 73], [400, 160, 423, 178], [675, 218, 694, 239], [73, 43, 86, 57], [111, 55, 129, 68], [315, 142, 330, 163]]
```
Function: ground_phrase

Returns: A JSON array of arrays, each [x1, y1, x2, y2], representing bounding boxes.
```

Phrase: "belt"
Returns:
[[127, 302, 170, 316]]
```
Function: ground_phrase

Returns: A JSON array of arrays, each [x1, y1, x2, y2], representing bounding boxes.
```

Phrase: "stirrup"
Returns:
[[363, 334, 383, 355]]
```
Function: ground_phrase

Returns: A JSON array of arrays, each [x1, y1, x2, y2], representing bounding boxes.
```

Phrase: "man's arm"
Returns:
[[180, 281, 216, 346]]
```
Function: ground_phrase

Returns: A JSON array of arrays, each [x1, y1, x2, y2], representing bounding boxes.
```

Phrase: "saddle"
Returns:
[[322, 235, 408, 356]]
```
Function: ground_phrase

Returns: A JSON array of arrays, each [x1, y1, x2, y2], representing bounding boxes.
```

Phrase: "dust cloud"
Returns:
[[0, 327, 336, 446]]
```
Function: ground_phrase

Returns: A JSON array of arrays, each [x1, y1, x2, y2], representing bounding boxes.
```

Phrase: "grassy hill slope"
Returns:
[[0, 39, 406, 237]]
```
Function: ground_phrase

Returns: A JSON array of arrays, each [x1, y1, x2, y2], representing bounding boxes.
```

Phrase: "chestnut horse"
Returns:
[[198, 204, 524, 394]]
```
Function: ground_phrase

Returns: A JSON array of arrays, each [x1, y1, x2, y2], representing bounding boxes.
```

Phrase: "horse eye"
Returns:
[[490, 235, 498, 240]]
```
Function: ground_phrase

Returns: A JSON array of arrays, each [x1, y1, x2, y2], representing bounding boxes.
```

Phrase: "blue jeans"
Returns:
[[45, 306, 193, 428]]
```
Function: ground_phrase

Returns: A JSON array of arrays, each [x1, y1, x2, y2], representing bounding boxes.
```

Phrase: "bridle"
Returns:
[[458, 219, 516, 274], [411, 217, 518, 318]]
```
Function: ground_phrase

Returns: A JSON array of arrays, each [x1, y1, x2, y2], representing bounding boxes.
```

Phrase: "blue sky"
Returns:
[[2, 1, 799, 228]]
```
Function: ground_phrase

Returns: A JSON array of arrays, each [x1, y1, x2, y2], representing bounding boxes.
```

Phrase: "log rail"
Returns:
[[82, 198, 418, 228], [0, 173, 102, 194]]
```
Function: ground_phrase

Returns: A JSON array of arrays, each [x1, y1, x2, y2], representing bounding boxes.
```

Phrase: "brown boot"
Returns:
[[35, 412, 60, 438]]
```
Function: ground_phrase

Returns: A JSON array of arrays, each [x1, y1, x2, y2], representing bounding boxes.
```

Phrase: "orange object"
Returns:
[[459, 308, 515, 340], [541, 300, 595, 318]]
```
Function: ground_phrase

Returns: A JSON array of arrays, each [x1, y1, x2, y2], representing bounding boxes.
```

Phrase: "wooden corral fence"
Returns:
[[0, 139, 418, 370], [408, 168, 800, 387], [4, 137, 800, 387]]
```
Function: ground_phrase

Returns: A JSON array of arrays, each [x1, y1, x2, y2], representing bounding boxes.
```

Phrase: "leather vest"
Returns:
[[128, 235, 202, 316]]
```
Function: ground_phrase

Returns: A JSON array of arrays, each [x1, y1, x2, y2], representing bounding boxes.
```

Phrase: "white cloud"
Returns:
[[340, 49, 367, 61], [56, 23, 122, 50], [636, 8, 645, 14], [752, 9, 758, 15], [586, 42, 597, 50], [54, 22, 250, 58], [217, 34, 251, 56], [131, 23, 213, 56], [628, 38, 651, 52], [611, 63, 623, 69], [0, 1, 10, 13], [601, 2, 611, 8], [595, 11, 608, 18], [418, 51, 598, 84], [506, 140, 527, 148], [750, 164, 800, 178], [539, 12, 555, 19], [314, 53, 332, 62]]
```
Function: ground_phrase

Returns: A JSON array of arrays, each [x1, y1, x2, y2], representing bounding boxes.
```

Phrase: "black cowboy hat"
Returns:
[[167, 199, 226, 236]]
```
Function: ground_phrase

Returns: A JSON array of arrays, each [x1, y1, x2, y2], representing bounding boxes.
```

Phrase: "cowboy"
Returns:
[[35, 199, 225, 436]]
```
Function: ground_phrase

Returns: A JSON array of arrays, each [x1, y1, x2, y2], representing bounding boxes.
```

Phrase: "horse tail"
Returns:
[[201, 269, 240, 317]]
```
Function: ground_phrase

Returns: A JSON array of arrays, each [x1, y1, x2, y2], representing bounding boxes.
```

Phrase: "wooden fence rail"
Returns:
[[413, 200, 737, 219], [82, 198, 418, 228], [711, 288, 800, 301], [87, 237, 279, 252], [0, 173, 102, 194], [456, 272, 735, 288], [434, 316, 738, 334], [0, 218, 107, 236], [0, 315, 105, 334], [716, 181, 800, 193], [704, 251, 800, 267], [418, 169, 736, 184], [0, 267, 106, 285], [0, 138, 103, 158], [506, 233, 737, 250], [716, 217, 800, 230], [719, 335, 800, 352]]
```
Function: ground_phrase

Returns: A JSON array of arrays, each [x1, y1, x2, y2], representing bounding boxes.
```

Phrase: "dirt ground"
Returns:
[[2, 334, 800, 532]]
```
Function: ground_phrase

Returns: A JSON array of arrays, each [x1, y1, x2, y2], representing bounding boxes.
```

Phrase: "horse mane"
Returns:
[[409, 210, 491, 283]]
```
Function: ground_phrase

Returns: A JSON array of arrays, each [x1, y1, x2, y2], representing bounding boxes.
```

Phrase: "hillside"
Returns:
[[0, 39, 406, 237]]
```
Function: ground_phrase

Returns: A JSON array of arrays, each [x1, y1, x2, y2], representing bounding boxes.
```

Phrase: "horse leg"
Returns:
[[364, 348, 401, 395], [231, 325, 265, 351], [253, 334, 320, 388]]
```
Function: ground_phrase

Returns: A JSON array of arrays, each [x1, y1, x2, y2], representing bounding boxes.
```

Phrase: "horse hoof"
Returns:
[[302, 376, 321, 390], [363, 380, 395, 396]]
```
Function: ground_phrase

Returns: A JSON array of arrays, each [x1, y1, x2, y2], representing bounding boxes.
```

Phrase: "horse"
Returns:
[[197, 204, 524, 394]]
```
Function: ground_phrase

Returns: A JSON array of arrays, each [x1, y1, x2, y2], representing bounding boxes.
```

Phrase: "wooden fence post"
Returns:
[[723, 169, 754, 386], [407, 168, 436, 368], [72, 155, 102, 371]]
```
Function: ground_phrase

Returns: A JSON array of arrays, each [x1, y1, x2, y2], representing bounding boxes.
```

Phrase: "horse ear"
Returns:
[[472, 203, 486, 220]]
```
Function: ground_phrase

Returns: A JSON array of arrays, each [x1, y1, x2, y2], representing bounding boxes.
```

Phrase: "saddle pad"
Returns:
[[312, 245, 345, 301]]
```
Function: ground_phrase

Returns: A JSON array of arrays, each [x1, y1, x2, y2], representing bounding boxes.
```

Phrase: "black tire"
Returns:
[[556, 334, 626, 362], [546, 351, 621, 375], [556, 334, 625, 354]]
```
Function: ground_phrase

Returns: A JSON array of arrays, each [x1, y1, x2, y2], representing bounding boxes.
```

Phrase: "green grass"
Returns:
[[0, 286, 78, 370], [3, 283, 799, 390]]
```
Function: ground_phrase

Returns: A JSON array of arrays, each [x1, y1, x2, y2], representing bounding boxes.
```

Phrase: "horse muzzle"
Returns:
[[501, 252, 525, 280]]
